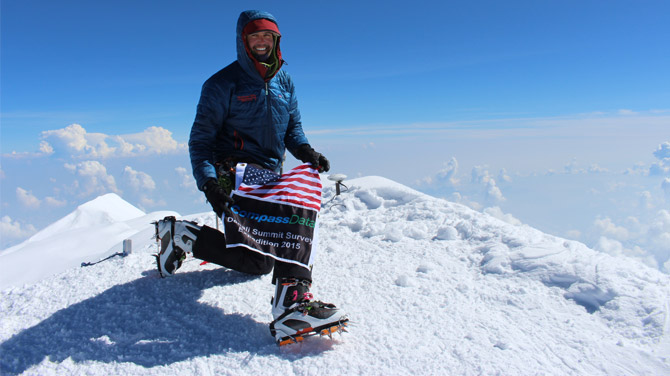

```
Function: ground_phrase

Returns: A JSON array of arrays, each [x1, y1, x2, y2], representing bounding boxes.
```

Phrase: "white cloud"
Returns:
[[588, 211, 670, 271], [44, 197, 67, 207], [449, 192, 482, 211], [417, 157, 459, 187], [662, 178, 670, 199], [566, 229, 582, 239], [16, 187, 40, 209], [123, 166, 156, 191], [625, 163, 648, 175], [649, 162, 669, 176], [14, 187, 66, 210], [437, 157, 459, 186], [138, 196, 166, 209], [0, 216, 37, 247], [41, 123, 106, 157], [120, 126, 185, 156], [652, 142, 670, 160], [65, 160, 119, 196], [588, 164, 608, 173], [618, 109, 637, 115], [176, 166, 198, 192], [563, 159, 586, 174], [594, 217, 629, 241], [497, 168, 512, 183], [637, 190, 654, 210], [470, 165, 505, 204], [594, 236, 624, 256], [39, 124, 187, 159], [594, 236, 657, 268], [39, 141, 54, 155], [484, 206, 522, 225], [485, 179, 505, 203], [649, 142, 670, 176], [471, 165, 491, 184]]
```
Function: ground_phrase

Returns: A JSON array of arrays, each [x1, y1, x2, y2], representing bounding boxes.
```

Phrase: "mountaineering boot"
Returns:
[[269, 278, 348, 346], [154, 216, 201, 277]]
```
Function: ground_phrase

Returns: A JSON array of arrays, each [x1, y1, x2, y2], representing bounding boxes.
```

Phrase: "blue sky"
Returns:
[[2, 1, 670, 269]]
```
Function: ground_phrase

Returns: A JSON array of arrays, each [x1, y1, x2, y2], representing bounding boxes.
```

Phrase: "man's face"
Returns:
[[247, 31, 275, 61]]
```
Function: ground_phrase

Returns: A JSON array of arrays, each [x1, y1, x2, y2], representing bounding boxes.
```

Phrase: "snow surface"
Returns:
[[1, 176, 669, 375]]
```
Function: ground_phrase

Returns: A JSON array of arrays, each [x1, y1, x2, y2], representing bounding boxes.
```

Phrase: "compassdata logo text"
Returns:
[[230, 205, 315, 228]]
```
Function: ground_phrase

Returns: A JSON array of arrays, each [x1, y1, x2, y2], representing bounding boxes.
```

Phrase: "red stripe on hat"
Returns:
[[243, 19, 280, 36]]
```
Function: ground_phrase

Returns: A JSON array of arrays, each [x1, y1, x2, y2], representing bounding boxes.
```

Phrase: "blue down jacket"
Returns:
[[189, 10, 309, 190]]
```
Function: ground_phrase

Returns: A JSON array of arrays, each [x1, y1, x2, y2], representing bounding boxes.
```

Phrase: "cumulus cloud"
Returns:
[[436, 157, 459, 186], [594, 236, 624, 256], [120, 126, 185, 156], [588, 164, 608, 173], [418, 160, 507, 209], [39, 141, 54, 155], [589, 210, 670, 272], [470, 165, 506, 204], [417, 157, 460, 187], [176, 166, 198, 192], [485, 179, 505, 203], [649, 142, 670, 176], [65, 160, 119, 196], [653, 142, 670, 160], [662, 178, 670, 200], [44, 197, 67, 207], [624, 162, 648, 175], [39, 123, 186, 159], [123, 166, 156, 191], [594, 236, 657, 268], [449, 192, 482, 211], [0, 216, 37, 247], [471, 165, 491, 184], [563, 159, 586, 174], [649, 162, 669, 175], [137, 196, 166, 209], [497, 168, 512, 183], [484, 206, 522, 225], [594, 217, 630, 241], [16, 188, 40, 209], [14, 187, 67, 209]]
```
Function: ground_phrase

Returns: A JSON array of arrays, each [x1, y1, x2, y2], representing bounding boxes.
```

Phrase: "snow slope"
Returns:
[[0, 193, 178, 289], [1, 177, 669, 375]]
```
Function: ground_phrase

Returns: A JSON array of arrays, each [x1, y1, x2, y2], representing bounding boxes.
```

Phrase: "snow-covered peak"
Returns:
[[0, 193, 177, 289], [28, 193, 146, 243]]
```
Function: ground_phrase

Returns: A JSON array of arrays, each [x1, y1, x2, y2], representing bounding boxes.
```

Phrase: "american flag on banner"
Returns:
[[234, 163, 322, 211]]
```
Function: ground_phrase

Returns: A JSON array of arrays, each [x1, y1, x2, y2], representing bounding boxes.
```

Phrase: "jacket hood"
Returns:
[[236, 10, 284, 82]]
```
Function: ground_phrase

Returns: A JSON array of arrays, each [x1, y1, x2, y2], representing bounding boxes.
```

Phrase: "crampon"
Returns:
[[272, 316, 349, 347]]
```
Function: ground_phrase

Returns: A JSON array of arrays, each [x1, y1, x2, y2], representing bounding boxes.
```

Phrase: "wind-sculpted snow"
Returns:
[[1, 176, 669, 375]]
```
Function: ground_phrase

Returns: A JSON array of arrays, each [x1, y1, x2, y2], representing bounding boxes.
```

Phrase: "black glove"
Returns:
[[203, 179, 234, 217], [295, 144, 330, 172]]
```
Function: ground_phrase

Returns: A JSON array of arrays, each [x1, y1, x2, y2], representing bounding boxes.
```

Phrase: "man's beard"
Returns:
[[253, 51, 271, 62]]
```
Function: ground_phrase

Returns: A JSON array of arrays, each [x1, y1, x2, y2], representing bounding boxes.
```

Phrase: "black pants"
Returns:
[[192, 226, 312, 282]]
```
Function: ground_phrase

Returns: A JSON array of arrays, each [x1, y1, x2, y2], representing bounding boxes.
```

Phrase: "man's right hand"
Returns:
[[203, 179, 234, 217]]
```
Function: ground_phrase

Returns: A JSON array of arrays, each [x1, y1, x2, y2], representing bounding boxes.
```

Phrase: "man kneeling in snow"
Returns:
[[154, 10, 347, 346]]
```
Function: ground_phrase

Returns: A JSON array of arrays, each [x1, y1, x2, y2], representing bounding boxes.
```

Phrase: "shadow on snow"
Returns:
[[0, 267, 320, 374]]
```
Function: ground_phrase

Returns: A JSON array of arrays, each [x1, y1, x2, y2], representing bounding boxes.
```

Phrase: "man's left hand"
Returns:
[[296, 144, 330, 173]]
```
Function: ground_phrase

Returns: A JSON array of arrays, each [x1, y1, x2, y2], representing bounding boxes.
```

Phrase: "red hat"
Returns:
[[243, 18, 281, 36]]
